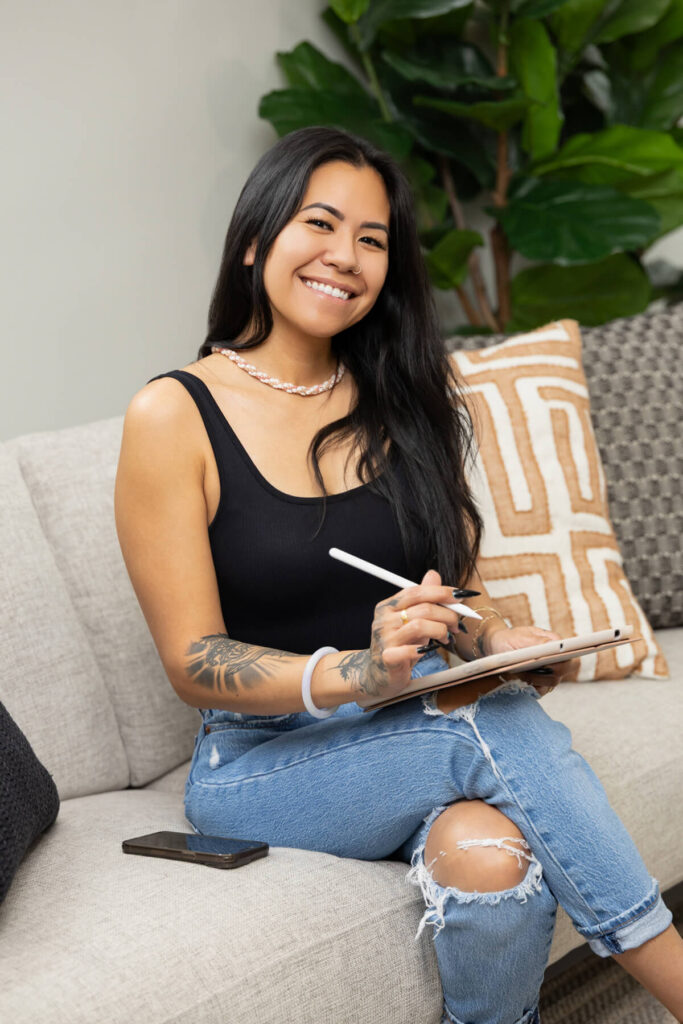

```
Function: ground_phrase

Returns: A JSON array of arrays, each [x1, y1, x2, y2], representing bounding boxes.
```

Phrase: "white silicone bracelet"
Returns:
[[301, 646, 340, 719]]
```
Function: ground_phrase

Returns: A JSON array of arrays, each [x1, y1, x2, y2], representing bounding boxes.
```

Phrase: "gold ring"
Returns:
[[400, 609, 409, 624]]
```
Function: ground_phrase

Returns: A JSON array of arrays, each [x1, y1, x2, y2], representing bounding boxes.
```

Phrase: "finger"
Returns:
[[392, 583, 463, 611]]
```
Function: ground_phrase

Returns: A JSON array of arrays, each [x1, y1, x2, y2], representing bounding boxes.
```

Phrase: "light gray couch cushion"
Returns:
[[0, 448, 128, 799], [0, 789, 442, 1024], [6, 419, 201, 787]]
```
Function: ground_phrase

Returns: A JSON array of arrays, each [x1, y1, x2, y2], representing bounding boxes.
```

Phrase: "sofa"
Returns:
[[1, 308, 682, 1023]]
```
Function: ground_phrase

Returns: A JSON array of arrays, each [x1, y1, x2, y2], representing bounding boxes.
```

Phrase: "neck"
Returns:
[[231, 333, 338, 389]]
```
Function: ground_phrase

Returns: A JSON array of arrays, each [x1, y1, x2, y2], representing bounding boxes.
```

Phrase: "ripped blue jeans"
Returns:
[[184, 651, 673, 1024]]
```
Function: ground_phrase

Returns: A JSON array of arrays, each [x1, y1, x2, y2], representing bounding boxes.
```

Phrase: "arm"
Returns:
[[114, 378, 373, 713]]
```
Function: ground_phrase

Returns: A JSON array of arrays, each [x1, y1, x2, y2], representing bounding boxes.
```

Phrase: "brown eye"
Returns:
[[305, 218, 386, 250]]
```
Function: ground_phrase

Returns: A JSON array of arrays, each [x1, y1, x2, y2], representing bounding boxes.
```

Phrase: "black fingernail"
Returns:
[[417, 639, 440, 654], [457, 620, 468, 634], [452, 588, 481, 599], [445, 632, 459, 653], [530, 666, 553, 675]]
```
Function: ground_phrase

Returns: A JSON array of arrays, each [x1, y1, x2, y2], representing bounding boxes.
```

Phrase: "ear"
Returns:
[[243, 239, 257, 266]]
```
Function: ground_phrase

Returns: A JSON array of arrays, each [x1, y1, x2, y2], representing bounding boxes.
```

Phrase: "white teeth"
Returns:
[[303, 278, 351, 300]]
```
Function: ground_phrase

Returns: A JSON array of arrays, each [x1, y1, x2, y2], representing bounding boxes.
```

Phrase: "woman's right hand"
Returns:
[[354, 569, 460, 709]]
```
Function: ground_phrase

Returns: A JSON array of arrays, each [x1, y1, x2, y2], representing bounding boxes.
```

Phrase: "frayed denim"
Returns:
[[185, 652, 673, 1024]]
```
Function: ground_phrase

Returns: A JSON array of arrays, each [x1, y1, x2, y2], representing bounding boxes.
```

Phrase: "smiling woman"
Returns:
[[114, 125, 683, 1024]]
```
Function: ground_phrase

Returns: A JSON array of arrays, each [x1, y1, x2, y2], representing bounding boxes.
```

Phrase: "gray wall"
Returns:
[[2, 1, 681, 440]]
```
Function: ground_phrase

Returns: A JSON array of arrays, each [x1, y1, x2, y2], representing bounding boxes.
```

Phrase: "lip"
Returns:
[[299, 275, 358, 299]]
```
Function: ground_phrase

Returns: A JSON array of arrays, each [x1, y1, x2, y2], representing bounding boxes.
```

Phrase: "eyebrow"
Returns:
[[300, 202, 389, 236]]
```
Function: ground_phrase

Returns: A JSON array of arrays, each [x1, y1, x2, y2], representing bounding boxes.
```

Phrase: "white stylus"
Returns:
[[329, 547, 482, 620]]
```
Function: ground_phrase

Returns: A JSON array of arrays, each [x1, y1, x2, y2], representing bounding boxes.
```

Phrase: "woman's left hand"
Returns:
[[485, 624, 577, 696]]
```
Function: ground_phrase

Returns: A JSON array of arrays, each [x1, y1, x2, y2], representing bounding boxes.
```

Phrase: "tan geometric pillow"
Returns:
[[451, 319, 668, 681]]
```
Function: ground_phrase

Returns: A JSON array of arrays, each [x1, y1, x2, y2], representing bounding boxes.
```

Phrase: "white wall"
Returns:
[[2, 1, 681, 440]]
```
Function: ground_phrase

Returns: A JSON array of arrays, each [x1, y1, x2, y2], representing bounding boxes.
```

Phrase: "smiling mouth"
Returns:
[[299, 277, 356, 303]]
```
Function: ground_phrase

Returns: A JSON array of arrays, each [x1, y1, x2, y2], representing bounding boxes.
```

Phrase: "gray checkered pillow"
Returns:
[[448, 306, 683, 629]]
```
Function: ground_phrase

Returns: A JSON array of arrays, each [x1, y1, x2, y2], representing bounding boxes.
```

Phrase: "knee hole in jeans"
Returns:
[[423, 799, 532, 892]]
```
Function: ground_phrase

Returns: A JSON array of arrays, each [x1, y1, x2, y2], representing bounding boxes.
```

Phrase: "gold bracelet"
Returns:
[[470, 607, 508, 658]]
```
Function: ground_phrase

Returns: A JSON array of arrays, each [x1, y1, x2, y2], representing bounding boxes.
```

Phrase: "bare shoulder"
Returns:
[[121, 371, 206, 474], [124, 357, 217, 429]]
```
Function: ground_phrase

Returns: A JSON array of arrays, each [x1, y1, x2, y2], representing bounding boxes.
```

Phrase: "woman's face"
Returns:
[[245, 160, 390, 342]]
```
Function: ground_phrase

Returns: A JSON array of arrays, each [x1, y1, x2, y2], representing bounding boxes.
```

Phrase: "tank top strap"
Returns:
[[145, 369, 236, 499]]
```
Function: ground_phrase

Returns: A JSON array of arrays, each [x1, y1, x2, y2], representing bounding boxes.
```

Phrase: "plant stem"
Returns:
[[457, 286, 483, 326], [491, 0, 512, 330], [438, 155, 499, 331], [349, 24, 392, 122]]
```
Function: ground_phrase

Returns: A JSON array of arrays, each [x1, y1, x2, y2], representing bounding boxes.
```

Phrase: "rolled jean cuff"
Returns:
[[442, 1003, 539, 1024], [577, 878, 673, 957]]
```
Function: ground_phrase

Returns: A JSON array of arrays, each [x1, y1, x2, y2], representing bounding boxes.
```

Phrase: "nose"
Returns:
[[322, 230, 359, 274]]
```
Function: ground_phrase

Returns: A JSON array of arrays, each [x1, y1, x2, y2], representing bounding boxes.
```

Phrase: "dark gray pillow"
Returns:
[[448, 306, 683, 629], [0, 701, 60, 904]]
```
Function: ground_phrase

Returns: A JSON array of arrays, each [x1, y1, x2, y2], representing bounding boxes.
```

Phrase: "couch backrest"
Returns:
[[2, 417, 200, 797]]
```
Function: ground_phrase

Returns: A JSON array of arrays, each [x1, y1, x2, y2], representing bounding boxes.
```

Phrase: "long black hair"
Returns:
[[197, 126, 482, 588]]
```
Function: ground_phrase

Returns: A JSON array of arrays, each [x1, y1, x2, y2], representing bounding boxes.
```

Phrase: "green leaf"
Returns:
[[353, 0, 472, 51], [512, 0, 574, 17], [507, 254, 652, 331], [424, 228, 484, 288], [258, 88, 414, 161], [402, 153, 451, 229], [618, 167, 683, 237], [494, 179, 660, 263], [276, 42, 369, 96], [639, 42, 683, 130], [413, 93, 530, 131], [530, 125, 683, 183], [412, 5, 474, 36], [379, 40, 517, 92], [373, 55, 497, 186], [548, 0, 606, 55], [593, 0, 671, 45], [396, 108, 497, 186], [329, 0, 371, 24], [625, 0, 683, 71], [509, 19, 562, 161]]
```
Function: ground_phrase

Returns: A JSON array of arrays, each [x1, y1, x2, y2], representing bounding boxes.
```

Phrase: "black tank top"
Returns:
[[146, 370, 430, 654]]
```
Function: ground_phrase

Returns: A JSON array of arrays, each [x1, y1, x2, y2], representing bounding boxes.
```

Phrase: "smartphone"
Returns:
[[122, 830, 269, 869]]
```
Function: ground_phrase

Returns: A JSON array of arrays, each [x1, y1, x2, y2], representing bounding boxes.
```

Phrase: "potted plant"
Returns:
[[258, 0, 683, 332]]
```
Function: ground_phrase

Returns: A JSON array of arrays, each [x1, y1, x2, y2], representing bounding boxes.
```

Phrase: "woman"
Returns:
[[115, 126, 683, 1024]]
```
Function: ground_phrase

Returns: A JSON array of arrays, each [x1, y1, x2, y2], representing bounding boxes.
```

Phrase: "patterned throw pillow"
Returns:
[[580, 308, 683, 629], [450, 319, 668, 682], [452, 305, 683, 629]]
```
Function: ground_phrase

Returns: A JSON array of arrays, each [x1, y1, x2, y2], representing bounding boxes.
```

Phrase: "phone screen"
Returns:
[[122, 831, 268, 868], [128, 831, 263, 856], [136, 831, 262, 856]]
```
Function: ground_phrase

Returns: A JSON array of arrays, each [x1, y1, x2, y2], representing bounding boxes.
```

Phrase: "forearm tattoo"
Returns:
[[184, 633, 298, 697]]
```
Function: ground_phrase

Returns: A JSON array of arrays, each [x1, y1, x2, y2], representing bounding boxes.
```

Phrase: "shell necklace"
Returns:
[[211, 345, 345, 397]]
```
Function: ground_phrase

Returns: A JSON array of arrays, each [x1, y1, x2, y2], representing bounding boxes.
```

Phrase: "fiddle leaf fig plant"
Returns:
[[258, 0, 683, 332]]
